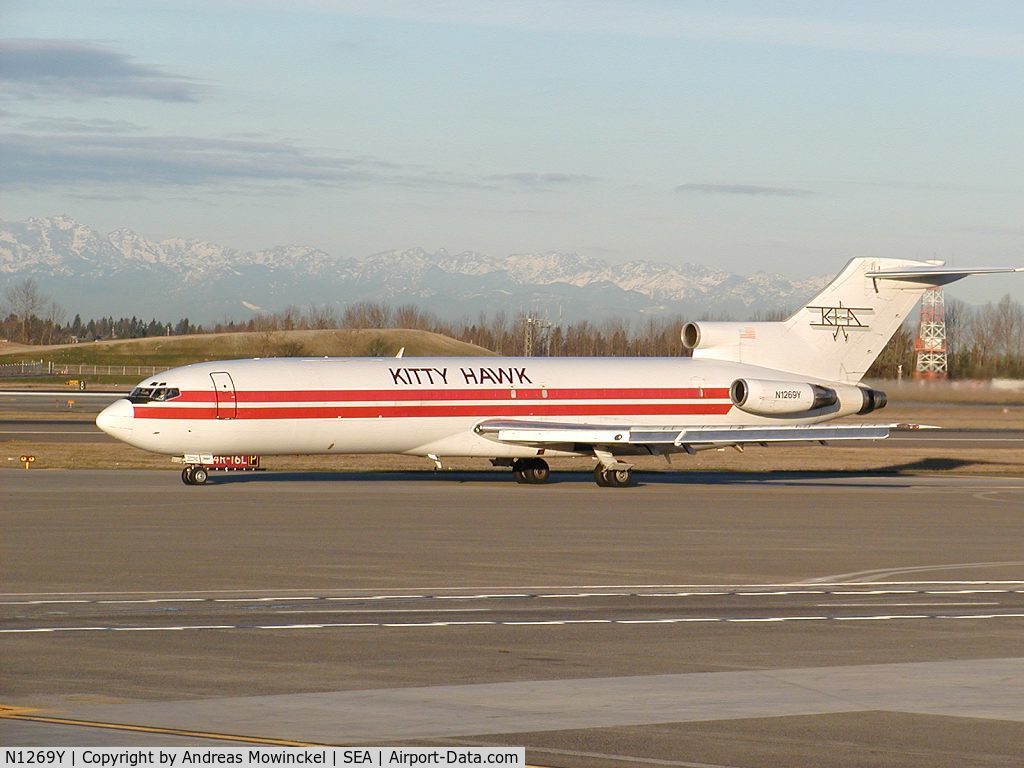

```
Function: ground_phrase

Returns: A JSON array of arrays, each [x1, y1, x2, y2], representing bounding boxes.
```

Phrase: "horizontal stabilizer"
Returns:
[[866, 265, 1024, 286]]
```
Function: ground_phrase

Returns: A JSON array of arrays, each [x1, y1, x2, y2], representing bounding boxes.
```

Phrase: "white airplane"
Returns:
[[96, 257, 1021, 486]]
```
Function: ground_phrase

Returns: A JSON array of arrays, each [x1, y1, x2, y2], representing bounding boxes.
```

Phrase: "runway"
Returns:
[[2, 413, 1024, 447], [2, 388, 1022, 448], [0, 390, 123, 415], [3, 470, 1024, 766]]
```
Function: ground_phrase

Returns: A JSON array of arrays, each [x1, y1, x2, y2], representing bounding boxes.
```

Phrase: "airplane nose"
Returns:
[[96, 398, 134, 440]]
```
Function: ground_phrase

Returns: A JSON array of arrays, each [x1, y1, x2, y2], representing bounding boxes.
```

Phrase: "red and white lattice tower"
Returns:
[[914, 287, 948, 379]]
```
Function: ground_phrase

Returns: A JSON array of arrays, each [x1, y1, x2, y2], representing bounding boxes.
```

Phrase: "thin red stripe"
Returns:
[[134, 403, 734, 420]]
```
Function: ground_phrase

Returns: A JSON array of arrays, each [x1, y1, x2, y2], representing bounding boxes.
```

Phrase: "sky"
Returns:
[[1, 0, 1023, 303]]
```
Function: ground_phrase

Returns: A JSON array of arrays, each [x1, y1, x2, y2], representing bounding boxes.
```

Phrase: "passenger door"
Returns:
[[210, 372, 237, 419]]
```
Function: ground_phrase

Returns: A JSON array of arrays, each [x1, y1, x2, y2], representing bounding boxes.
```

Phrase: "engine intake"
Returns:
[[730, 378, 838, 416]]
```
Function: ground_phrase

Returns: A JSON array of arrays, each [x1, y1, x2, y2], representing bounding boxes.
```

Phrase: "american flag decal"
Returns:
[[739, 326, 756, 340]]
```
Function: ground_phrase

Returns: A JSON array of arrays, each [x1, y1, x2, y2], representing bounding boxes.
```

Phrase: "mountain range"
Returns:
[[0, 215, 828, 323]]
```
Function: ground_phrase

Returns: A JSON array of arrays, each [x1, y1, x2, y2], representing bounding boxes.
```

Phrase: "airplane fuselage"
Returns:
[[98, 355, 862, 459]]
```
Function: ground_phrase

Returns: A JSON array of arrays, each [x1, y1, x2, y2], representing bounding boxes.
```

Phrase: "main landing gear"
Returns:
[[502, 457, 634, 487], [593, 465, 634, 488], [512, 458, 550, 484], [181, 465, 209, 485]]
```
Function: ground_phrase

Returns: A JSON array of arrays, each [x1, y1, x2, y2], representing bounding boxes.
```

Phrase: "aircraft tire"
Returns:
[[513, 469, 529, 484], [593, 466, 611, 487], [523, 459, 550, 484], [192, 467, 209, 485], [181, 467, 194, 485], [607, 469, 633, 488]]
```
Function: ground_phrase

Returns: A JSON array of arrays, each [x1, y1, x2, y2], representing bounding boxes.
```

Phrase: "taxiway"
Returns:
[[3, 470, 1024, 766]]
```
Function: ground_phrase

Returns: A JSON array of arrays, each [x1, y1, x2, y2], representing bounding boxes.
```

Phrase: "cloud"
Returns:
[[0, 117, 593, 195], [0, 131, 402, 188], [16, 115, 146, 134], [488, 172, 598, 187], [675, 183, 813, 198], [0, 39, 202, 102], [0, 127, 516, 195], [322, 1, 1024, 61]]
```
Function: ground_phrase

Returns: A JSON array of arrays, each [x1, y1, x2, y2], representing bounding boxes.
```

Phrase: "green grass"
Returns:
[[0, 328, 495, 369]]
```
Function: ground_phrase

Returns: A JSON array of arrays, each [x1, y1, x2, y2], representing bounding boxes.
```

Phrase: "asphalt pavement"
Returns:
[[3, 469, 1024, 767]]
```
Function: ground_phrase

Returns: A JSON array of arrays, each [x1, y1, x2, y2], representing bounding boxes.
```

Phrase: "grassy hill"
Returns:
[[0, 328, 495, 369]]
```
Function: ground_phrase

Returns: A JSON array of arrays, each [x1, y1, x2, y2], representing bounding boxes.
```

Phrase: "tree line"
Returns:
[[3, 277, 1022, 379]]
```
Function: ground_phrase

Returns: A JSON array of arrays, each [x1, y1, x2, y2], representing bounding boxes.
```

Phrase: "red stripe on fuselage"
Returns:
[[134, 402, 734, 420], [170, 387, 732, 404]]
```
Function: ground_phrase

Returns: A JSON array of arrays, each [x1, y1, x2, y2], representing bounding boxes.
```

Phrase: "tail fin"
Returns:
[[683, 258, 1022, 383]]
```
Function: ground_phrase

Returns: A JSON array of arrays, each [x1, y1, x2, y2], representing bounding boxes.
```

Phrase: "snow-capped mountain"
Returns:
[[0, 216, 827, 322]]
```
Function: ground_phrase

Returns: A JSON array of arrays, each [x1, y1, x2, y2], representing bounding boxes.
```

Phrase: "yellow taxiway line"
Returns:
[[0, 704, 548, 766], [0, 706, 319, 746]]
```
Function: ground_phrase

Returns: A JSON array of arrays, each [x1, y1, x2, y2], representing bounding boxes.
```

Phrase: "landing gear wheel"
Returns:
[[523, 458, 550, 484], [512, 458, 550, 484], [181, 467, 195, 485], [594, 466, 632, 487], [191, 467, 209, 485], [607, 469, 633, 488]]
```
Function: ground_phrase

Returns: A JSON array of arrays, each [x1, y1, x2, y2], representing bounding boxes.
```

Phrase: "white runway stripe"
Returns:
[[5, 612, 1024, 633], [4, 585, 1023, 606], [4, 580, 1024, 599]]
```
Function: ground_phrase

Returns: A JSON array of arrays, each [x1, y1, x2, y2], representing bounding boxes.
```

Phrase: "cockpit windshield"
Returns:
[[128, 385, 181, 403]]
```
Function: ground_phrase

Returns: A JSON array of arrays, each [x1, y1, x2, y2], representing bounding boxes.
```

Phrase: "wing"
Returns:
[[476, 419, 913, 453]]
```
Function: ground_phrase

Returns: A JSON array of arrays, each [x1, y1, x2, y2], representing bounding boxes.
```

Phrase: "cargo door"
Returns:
[[210, 372, 237, 419]]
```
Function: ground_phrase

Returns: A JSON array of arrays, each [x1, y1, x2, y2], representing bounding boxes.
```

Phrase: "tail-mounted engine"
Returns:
[[730, 378, 887, 417], [857, 386, 887, 415]]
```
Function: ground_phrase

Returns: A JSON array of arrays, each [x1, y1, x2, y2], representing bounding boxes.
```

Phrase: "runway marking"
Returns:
[[820, 601, 1001, 607], [527, 745, 743, 768], [5, 612, 1024, 633], [823, 593, 921, 598], [0, 709, 322, 746], [974, 490, 1024, 504], [0, 705, 40, 716], [0, 430, 100, 435], [213, 596, 321, 602], [893, 437, 1024, 442], [96, 598, 209, 604], [5, 580, 1024, 599], [275, 608, 493, 614], [5, 585, 1023, 606], [804, 562, 1024, 583]]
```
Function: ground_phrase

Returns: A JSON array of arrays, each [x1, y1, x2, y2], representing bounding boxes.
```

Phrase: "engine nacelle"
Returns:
[[857, 386, 887, 415], [730, 378, 838, 416], [682, 321, 768, 351]]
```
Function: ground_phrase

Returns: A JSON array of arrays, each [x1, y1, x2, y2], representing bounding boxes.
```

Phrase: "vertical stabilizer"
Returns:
[[780, 257, 927, 381], [683, 258, 1022, 383]]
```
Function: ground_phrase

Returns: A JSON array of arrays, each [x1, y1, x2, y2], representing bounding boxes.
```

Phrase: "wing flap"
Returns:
[[477, 419, 895, 447]]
